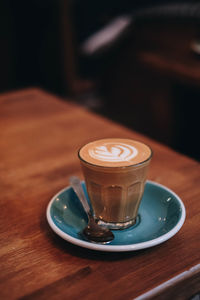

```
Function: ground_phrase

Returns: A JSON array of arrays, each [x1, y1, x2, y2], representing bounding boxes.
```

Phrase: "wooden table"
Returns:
[[0, 88, 199, 299]]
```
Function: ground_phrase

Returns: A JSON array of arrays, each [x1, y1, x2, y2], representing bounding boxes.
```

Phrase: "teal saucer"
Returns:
[[46, 181, 186, 252]]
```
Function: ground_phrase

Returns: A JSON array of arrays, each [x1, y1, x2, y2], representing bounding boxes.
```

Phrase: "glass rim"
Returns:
[[78, 140, 153, 169]]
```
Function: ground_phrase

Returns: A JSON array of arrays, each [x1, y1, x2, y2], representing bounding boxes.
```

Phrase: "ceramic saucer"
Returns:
[[46, 181, 186, 252]]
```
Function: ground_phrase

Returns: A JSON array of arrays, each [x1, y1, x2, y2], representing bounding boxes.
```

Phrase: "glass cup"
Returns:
[[78, 139, 152, 230]]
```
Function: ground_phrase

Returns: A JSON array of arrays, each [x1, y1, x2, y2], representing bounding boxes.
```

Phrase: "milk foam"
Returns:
[[89, 143, 138, 162], [79, 138, 152, 167]]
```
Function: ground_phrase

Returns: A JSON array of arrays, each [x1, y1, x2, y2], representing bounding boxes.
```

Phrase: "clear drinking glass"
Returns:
[[78, 139, 152, 230]]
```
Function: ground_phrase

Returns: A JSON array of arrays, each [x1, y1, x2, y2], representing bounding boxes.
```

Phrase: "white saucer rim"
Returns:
[[46, 180, 186, 252]]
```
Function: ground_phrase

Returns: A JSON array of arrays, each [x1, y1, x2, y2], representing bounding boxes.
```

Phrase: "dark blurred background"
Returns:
[[0, 0, 200, 160]]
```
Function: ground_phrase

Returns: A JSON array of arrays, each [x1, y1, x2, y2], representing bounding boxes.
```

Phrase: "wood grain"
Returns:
[[0, 88, 200, 299]]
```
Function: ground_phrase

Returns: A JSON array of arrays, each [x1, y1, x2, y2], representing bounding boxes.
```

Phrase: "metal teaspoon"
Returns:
[[69, 176, 114, 243]]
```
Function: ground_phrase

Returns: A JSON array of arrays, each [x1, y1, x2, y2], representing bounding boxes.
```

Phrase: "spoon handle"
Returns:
[[69, 176, 91, 215]]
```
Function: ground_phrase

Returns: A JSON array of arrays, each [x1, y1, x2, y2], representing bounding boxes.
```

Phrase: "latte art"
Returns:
[[89, 143, 138, 162], [79, 138, 152, 167]]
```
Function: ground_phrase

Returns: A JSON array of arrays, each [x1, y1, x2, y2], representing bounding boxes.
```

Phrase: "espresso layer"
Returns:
[[79, 138, 151, 167]]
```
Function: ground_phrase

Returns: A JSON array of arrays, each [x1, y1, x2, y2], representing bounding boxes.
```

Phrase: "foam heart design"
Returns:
[[89, 143, 138, 162]]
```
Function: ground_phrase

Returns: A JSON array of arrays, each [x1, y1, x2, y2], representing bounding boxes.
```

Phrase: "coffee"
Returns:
[[79, 138, 152, 229], [79, 138, 151, 167]]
